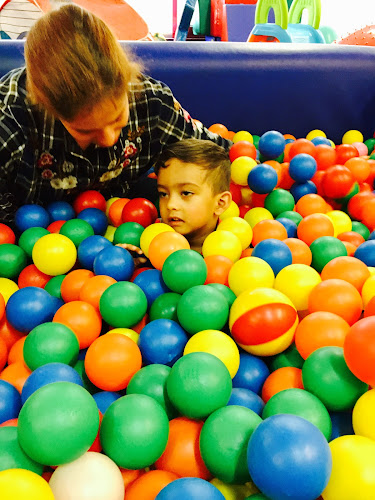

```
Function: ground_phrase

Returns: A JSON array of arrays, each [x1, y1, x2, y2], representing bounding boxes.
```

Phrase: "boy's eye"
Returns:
[[182, 191, 193, 197], [158, 191, 167, 198]]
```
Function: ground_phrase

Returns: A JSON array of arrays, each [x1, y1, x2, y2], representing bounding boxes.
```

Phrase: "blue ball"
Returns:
[[248, 164, 278, 194], [93, 245, 134, 281], [247, 414, 332, 500], [15, 204, 50, 232], [227, 387, 265, 415], [77, 208, 108, 235], [138, 319, 188, 366], [6, 287, 57, 333], [354, 240, 375, 267], [258, 130, 286, 159], [289, 153, 317, 183], [232, 353, 270, 395], [311, 137, 332, 146], [133, 269, 170, 307], [329, 411, 354, 441], [290, 180, 317, 202], [252, 238, 293, 276], [21, 362, 83, 404], [276, 217, 297, 238], [78, 235, 112, 270], [46, 201, 75, 222], [93, 391, 121, 414], [369, 231, 375, 240], [156, 477, 225, 500], [0, 380, 22, 424]]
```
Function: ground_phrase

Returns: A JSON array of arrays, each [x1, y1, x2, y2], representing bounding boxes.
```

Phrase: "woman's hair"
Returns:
[[154, 138, 231, 194], [25, 4, 141, 120]]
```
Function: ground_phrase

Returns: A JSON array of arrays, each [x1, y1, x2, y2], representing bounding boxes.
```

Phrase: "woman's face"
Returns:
[[60, 94, 129, 150]]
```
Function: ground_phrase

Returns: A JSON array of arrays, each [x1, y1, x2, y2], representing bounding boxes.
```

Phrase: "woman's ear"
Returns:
[[214, 191, 232, 216]]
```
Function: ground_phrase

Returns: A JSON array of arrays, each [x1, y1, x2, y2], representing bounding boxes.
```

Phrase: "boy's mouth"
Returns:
[[169, 217, 184, 226]]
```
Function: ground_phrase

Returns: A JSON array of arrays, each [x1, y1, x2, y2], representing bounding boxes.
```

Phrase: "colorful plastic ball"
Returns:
[[0, 223, 15, 244], [133, 269, 170, 307], [289, 153, 317, 183], [76, 235, 112, 270], [113, 221, 144, 247], [364, 295, 375, 317], [204, 254, 233, 286], [244, 206, 273, 228], [46, 200, 75, 222], [59, 218, 95, 247], [288, 138, 316, 160], [232, 352, 270, 395], [125, 470, 179, 500], [268, 343, 304, 371], [139, 223, 174, 257], [352, 389, 375, 441], [230, 156, 257, 186], [139, 319, 188, 366], [60, 269, 93, 302], [342, 129, 364, 144], [354, 240, 375, 267], [322, 165, 355, 199], [99, 281, 148, 329], [252, 238, 292, 276], [202, 230, 242, 263], [77, 207, 108, 235], [0, 380, 21, 425], [229, 288, 298, 356], [149, 292, 181, 322], [73, 190, 106, 214], [290, 180, 317, 202], [156, 477, 225, 500], [0, 361, 31, 394], [127, 364, 177, 419], [274, 263, 321, 311], [252, 219, 288, 246], [18, 381, 99, 465], [277, 210, 302, 226], [17, 264, 51, 289], [161, 249, 207, 294], [276, 217, 297, 238], [206, 283, 236, 307], [93, 245, 134, 281], [344, 316, 375, 386], [261, 366, 303, 403], [107, 198, 129, 227], [297, 213, 334, 246], [258, 130, 285, 159], [311, 136, 331, 146], [15, 204, 50, 232], [0, 468, 54, 500], [227, 387, 264, 415], [325, 210, 352, 237], [121, 197, 158, 228], [217, 217, 252, 250], [362, 274, 375, 308], [264, 188, 295, 217], [18, 227, 50, 258], [32, 233, 77, 276], [101, 393, 169, 469], [0, 426, 44, 473], [247, 414, 332, 500], [247, 164, 278, 194], [176, 285, 229, 335], [323, 435, 375, 500], [352, 220, 370, 240], [21, 362, 83, 404], [229, 141, 257, 162], [321, 255, 370, 292], [0, 244, 27, 279], [6, 287, 57, 333], [310, 236, 347, 273], [43, 274, 65, 299], [148, 232, 191, 271], [167, 352, 232, 419]]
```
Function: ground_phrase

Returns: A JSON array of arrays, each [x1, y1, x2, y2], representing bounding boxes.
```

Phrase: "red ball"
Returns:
[[47, 220, 66, 233], [0, 223, 15, 244], [18, 264, 51, 289], [347, 191, 375, 220], [314, 145, 337, 171], [344, 316, 375, 386], [121, 198, 158, 228], [229, 182, 242, 205], [321, 165, 355, 198], [73, 190, 107, 214], [335, 144, 358, 165], [229, 141, 257, 162], [288, 139, 316, 160], [364, 296, 375, 318]]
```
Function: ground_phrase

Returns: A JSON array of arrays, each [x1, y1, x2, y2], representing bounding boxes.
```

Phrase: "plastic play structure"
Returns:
[[174, 0, 228, 41]]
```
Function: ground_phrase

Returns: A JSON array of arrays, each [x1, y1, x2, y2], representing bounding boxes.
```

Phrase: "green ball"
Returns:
[[302, 346, 368, 412], [167, 352, 232, 419], [99, 281, 148, 328], [351, 220, 370, 241], [268, 342, 304, 371], [162, 249, 207, 294], [44, 274, 65, 298], [18, 227, 50, 258], [0, 426, 44, 474], [113, 222, 144, 246], [17, 381, 99, 466], [252, 135, 260, 149], [149, 292, 181, 322], [264, 189, 295, 217], [0, 244, 27, 279], [244, 495, 269, 500], [60, 219, 95, 247], [127, 364, 178, 419], [337, 181, 359, 205], [262, 388, 332, 440], [364, 137, 375, 154], [100, 394, 169, 469], [277, 210, 303, 226], [73, 359, 99, 395], [177, 285, 229, 335], [206, 283, 237, 307], [200, 405, 262, 484], [23, 322, 79, 370], [310, 236, 347, 273]]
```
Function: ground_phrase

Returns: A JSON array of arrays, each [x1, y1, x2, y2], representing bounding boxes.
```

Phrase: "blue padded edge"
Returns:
[[1, 40, 375, 143]]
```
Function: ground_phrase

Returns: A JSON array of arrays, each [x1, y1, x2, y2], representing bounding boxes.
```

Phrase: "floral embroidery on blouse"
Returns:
[[50, 176, 78, 190], [37, 151, 54, 168]]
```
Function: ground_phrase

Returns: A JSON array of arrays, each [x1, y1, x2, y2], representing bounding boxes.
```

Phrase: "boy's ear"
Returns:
[[214, 191, 232, 216]]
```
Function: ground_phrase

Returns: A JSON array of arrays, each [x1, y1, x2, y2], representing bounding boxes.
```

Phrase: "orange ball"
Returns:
[[60, 269, 94, 302], [204, 255, 233, 286], [0, 418, 18, 427], [155, 417, 211, 479], [208, 123, 229, 138], [79, 275, 117, 310], [308, 278, 363, 326], [0, 361, 32, 393], [337, 231, 365, 248], [364, 296, 375, 317], [342, 241, 357, 257], [263, 160, 282, 187], [288, 138, 316, 160], [108, 198, 130, 227], [283, 238, 312, 265], [295, 194, 327, 217], [53, 300, 102, 349], [297, 213, 334, 246], [7, 336, 26, 365], [261, 367, 304, 403], [85, 333, 142, 391], [361, 197, 375, 229], [278, 161, 295, 190], [347, 191, 375, 221], [148, 231, 190, 271], [120, 468, 145, 490], [0, 336, 7, 372], [295, 311, 350, 360], [314, 144, 337, 171], [125, 470, 178, 500], [0, 318, 24, 350], [0, 293, 5, 324], [17, 264, 51, 289], [344, 157, 371, 183], [321, 256, 370, 292], [252, 219, 288, 247]]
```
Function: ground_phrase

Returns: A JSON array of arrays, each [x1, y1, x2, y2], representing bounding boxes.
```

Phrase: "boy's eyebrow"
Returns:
[[157, 182, 200, 189]]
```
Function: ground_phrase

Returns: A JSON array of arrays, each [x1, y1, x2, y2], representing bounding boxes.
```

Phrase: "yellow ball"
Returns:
[[107, 328, 139, 344], [240, 187, 253, 205], [353, 389, 375, 440], [184, 329, 240, 378], [105, 197, 120, 217], [220, 201, 240, 221], [210, 477, 259, 500], [139, 223, 174, 257], [244, 207, 273, 228], [342, 129, 364, 144], [231, 157, 257, 186], [323, 435, 375, 500], [202, 230, 243, 263], [306, 129, 327, 141], [32, 233, 77, 276], [218, 217, 253, 250], [369, 266, 375, 276], [361, 274, 375, 308], [0, 469, 54, 500], [325, 210, 352, 237], [104, 225, 116, 242], [228, 256, 274, 296], [0, 277, 19, 304], [232, 131, 253, 144], [274, 264, 321, 311]]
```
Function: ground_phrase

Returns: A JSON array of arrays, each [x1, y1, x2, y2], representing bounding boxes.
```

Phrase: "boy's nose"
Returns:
[[166, 193, 180, 210], [96, 127, 118, 148]]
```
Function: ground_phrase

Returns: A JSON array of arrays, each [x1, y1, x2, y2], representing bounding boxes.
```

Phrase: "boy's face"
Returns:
[[157, 158, 230, 248]]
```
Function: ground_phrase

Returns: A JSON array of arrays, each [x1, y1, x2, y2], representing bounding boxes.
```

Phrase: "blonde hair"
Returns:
[[25, 4, 141, 120]]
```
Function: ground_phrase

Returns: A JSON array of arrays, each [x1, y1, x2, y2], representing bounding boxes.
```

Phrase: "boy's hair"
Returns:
[[154, 139, 231, 194], [25, 4, 141, 121]]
